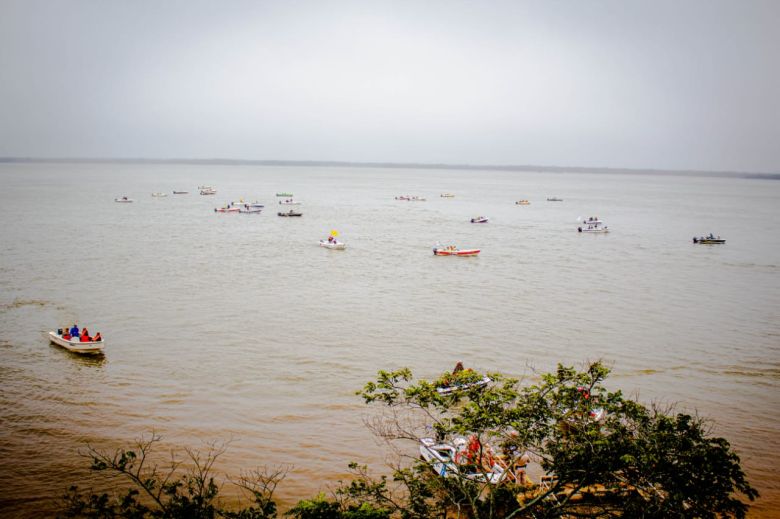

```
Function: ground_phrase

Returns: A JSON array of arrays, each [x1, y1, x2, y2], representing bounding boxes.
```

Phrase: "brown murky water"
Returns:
[[1, 163, 778, 516]]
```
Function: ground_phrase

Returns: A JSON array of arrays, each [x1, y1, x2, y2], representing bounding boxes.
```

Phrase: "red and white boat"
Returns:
[[433, 245, 480, 256], [214, 206, 240, 213]]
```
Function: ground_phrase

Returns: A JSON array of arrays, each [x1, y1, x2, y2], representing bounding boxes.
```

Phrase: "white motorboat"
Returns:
[[214, 206, 240, 213], [200, 188, 217, 195], [231, 200, 264, 208], [578, 221, 609, 233], [49, 331, 105, 355], [693, 234, 726, 244], [151, 192, 167, 197], [114, 197, 134, 203], [436, 376, 492, 395], [419, 437, 510, 484], [319, 239, 346, 250], [238, 207, 262, 214], [395, 195, 426, 201], [279, 199, 302, 205], [471, 216, 489, 224], [440, 193, 455, 198]]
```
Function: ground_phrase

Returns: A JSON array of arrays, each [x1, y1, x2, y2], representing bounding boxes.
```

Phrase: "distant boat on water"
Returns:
[[693, 234, 725, 244]]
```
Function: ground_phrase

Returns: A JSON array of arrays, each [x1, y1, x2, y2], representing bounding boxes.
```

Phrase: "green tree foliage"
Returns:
[[60, 363, 757, 518], [356, 362, 758, 518]]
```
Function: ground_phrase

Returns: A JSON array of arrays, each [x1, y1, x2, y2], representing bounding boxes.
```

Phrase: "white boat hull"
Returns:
[[320, 240, 346, 250], [49, 332, 105, 354], [419, 438, 506, 484]]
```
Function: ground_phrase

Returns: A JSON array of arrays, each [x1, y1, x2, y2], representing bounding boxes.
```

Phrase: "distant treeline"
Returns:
[[1, 157, 778, 180]]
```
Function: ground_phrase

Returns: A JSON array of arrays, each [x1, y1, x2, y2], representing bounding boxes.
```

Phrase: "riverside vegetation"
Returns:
[[59, 362, 757, 518]]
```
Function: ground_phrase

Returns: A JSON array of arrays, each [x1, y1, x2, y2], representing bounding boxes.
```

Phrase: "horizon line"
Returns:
[[0, 156, 777, 179]]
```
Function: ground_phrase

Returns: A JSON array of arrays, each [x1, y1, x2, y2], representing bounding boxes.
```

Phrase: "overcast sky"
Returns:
[[0, 0, 778, 172]]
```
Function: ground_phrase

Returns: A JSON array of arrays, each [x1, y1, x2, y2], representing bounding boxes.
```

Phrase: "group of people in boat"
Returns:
[[59, 324, 101, 343]]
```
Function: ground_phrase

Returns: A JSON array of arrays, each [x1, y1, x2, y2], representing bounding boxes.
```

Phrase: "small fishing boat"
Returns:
[[114, 197, 134, 203], [440, 193, 455, 198], [693, 234, 725, 244], [49, 331, 105, 355], [515, 200, 530, 205], [395, 195, 426, 201], [419, 437, 512, 484], [547, 197, 564, 202], [198, 185, 214, 189], [278, 210, 302, 217], [238, 207, 262, 214], [578, 221, 609, 233], [151, 192, 167, 197], [319, 239, 346, 250], [214, 206, 240, 213], [436, 376, 492, 395], [172, 191, 189, 194], [470, 216, 489, 224], [231, 200, 263, 208], [200, 188, 217, 195], [580, 216, 604, 225], [433, 245, 480, 256], [276, 192, 293, 197], [278, 199, 302, 205]]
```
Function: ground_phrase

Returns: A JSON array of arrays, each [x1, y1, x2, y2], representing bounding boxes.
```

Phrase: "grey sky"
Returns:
[[1, 0, 778, 172]]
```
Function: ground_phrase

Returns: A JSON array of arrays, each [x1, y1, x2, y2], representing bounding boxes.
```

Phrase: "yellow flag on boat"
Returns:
[[330, 229, 339, 237]]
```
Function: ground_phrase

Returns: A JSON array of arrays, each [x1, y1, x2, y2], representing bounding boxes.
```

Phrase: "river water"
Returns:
[[0, 162, 778, 516]]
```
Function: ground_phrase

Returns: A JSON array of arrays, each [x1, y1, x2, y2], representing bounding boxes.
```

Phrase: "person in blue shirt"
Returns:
[[70, 324, 79, 338]]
